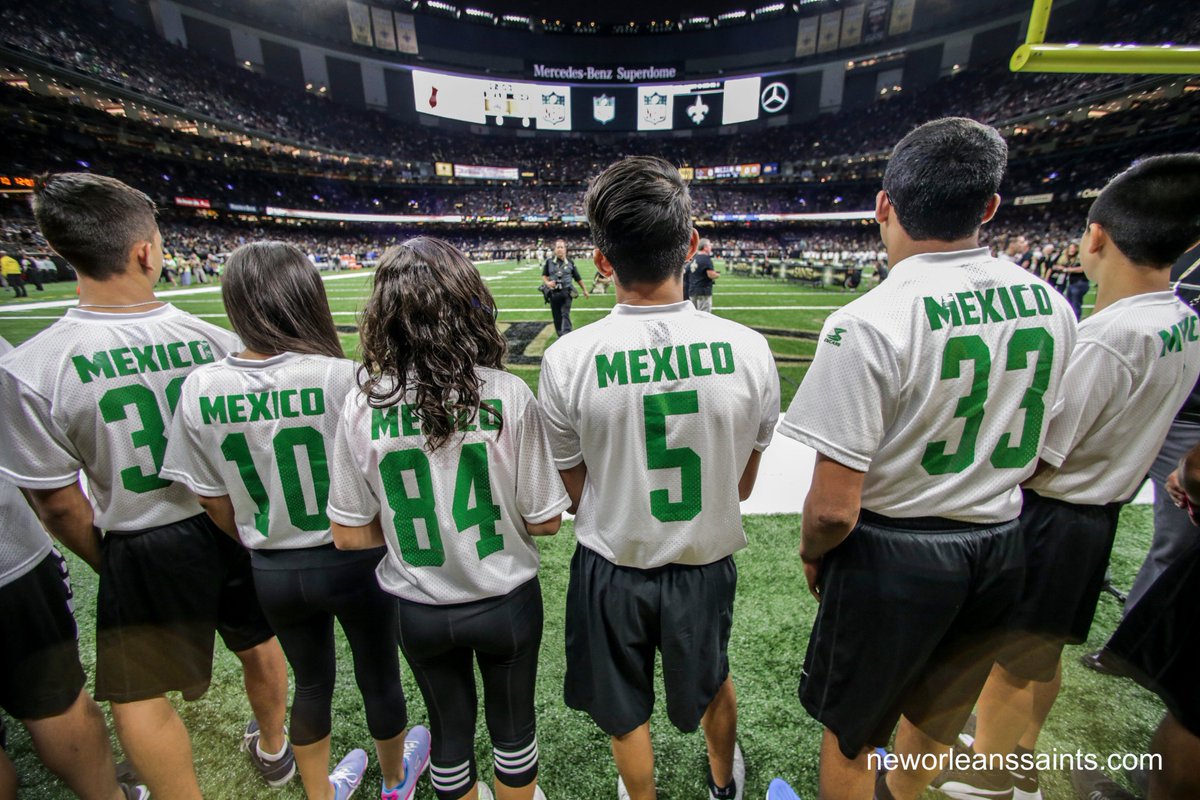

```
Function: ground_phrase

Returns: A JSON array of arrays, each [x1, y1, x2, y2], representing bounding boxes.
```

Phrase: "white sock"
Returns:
[[257, 737, 288, 762]]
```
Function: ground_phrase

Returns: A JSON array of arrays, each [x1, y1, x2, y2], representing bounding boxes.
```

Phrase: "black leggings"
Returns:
[[252, 549, 406, 746], [397, 579, 542, 800]]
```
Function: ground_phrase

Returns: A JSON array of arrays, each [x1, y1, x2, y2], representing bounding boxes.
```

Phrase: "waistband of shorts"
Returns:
[[858, 509, 1015, 532], [1022, 489, 1125, 514], [105, 511, 211, 538], [393, 575, 540, 610]]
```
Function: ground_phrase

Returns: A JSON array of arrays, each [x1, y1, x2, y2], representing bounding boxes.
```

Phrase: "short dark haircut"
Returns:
[[882, 117, 1008, 242], [31, 173, 158, 280], [1087, 154, 1200, 267], [585, 156, 693, 285]]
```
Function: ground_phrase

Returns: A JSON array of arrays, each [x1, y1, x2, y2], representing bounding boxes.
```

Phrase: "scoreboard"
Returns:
[[412, 68, 793, 132]]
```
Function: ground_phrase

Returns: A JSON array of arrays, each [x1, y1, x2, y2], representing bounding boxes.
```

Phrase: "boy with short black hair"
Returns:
[[539, 156, 780, 800], [0, 173, 291, 800], [773, 118, 1078, 800], [938, 154, 1200, 800]]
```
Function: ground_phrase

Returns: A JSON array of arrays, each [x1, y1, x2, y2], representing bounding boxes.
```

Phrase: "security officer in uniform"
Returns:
[[542, 239, 588, 336]]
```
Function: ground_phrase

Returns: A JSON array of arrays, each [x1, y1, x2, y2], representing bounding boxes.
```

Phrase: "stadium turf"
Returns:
[[0, 261, 1133, 800]]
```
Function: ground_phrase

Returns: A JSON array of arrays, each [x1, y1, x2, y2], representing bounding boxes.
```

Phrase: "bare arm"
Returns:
[[524, 514, 562, 536], [25, 482, 102, 572], [738, 450, 764, 501], [800, 453, 866, 599], [197, 494, 239, 540], [706, 269, 720, 281], [332, 517, 386, 550], [558, 463, 588, 515]]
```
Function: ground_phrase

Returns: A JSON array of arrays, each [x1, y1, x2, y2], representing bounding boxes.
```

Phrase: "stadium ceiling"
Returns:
[[401, 0, 840, 31]]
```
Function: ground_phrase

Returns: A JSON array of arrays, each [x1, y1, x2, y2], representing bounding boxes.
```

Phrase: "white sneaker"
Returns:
[[1012, 788, 1043, 800], [477, 783, 495, 800], [533, 786, 548, 800], [617, 775, 631, 800]]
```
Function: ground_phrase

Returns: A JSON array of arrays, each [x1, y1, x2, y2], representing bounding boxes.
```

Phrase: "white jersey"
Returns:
[[0, 305, 241, 532], [161, 352, 357, 551], [0, 337, 53, 588], [1026, 291, 1200, 504], [327, 368, 569, 605], [782, 248, 1077, 523], [539, 301, 780, 568]]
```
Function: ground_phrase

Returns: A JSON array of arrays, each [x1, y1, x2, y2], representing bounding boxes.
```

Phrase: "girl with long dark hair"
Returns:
[[162, 241, 431, 800], [328, 237, 568, 800]]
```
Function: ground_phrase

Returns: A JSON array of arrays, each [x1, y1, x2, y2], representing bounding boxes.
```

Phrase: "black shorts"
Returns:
[[564, 544, 736, 737], [95, 513, 275, 703], [1105, 538, 1200, 737], [801, 511, 1024, 759], [0, 549, 86, 720], [997, 491, 1122, 682]]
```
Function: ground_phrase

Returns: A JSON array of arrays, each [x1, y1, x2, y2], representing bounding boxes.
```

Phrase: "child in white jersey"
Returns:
[[328, 237, 569, 800]]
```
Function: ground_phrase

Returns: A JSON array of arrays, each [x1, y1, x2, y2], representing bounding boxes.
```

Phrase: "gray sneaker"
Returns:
[[241, 718, 296, 788]]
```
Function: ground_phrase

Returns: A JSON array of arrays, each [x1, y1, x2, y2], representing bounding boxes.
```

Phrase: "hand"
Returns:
[[801, 554, 823, 603], [1167, 469, 1186, 508]]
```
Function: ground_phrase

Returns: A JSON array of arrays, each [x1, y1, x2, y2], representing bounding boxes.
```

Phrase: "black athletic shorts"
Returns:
[[1105, 537, 1200, 737], [564, 544, 736, 737], [801, 510, 1024, 759], [0, 549, 86, 720], [997, 490, 1122, 682], [95, 513, 275, 703]]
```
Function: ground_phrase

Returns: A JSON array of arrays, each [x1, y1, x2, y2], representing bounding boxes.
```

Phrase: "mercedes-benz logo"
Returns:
[[761, 81, 789, 113]]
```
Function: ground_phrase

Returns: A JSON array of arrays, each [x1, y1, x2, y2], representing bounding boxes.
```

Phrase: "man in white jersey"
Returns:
[[0, 339, 148, 800], [0, 174, 291, 799], [771, 119, 1077, 800], [539, 156, 781, 800], [935, 156, 1200, 800]]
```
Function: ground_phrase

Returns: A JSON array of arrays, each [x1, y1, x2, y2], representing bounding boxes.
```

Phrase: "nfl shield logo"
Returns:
[[593, 94, 615, 124], [542, 92, 566, 125], [643, 92, 668, 124]]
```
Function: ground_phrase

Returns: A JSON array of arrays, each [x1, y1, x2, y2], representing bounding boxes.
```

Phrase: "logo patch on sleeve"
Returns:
[[823, 327, 847, 346]]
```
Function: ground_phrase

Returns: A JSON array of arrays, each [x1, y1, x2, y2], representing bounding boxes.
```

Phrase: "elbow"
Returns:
[[809, 504, 860, 535], [525, 516, 562, 536]]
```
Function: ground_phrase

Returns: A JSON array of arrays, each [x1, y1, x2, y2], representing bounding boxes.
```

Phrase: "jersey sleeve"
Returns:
[[326, 398, 382, 527], [755, 345, 782, 451], [0, 370, 82, 488], [1039, 341, 1133, 468], [160, 377, 226, 496], [778, 312, 898, 472], [514, 395, 571, 523], [536, 355, 584, 469]]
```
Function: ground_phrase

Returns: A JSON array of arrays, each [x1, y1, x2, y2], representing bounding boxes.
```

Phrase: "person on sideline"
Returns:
[[540, 157, 781, 800], [541, 239, 589, 336], [770, 118, 1076, 800], [0, 173, 291, 800], [689, 239, 719, 313], [330, 237, 569, 800], [161, 242, 432, 800]]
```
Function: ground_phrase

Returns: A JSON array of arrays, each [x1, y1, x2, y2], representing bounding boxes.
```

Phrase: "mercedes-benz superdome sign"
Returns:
[[412, 68, 793, 132]]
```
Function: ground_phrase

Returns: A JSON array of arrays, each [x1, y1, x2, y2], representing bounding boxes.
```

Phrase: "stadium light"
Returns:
[[1011, 0, 1200, 73], [717, 10, 748, 22]]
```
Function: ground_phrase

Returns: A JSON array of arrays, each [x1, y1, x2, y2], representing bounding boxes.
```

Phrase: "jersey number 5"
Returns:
[[644, 390, 703, 522], [922, 328, 1054, 475]]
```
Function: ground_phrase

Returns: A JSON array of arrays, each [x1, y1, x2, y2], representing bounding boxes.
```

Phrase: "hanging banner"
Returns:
[[840, 5, 865, 48], [863, 0, 892, 43], [818, 10, 843, 54], [371, 6, 397, 51], [394, 12, 419, 55], [795, 16, 819, 58], [889, 0, 916, 36], [346, 1, 373, 46]]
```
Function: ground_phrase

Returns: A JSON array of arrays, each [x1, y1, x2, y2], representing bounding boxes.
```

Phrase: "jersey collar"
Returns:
[[610, 301, 695, 318], [890, 247, 991, 274], [64, 303, 181, 323], [225, 351, 299, 369]]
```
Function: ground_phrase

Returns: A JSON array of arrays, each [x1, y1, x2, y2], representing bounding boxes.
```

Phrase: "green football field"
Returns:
[[0, 262, 1149, 800]]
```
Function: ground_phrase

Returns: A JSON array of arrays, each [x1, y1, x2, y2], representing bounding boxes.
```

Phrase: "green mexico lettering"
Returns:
[[923, 285, 1055, 332], [596, 342, 735, 389], [73, 340, 216, 384]]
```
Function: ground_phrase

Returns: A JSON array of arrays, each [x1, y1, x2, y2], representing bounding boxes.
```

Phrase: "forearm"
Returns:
[[332, 518, 386, 549], [558, 463, 587, 514], [197, 495, 239, 539], [25, 484, 103, 571], [800, 509, 856, 562]]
